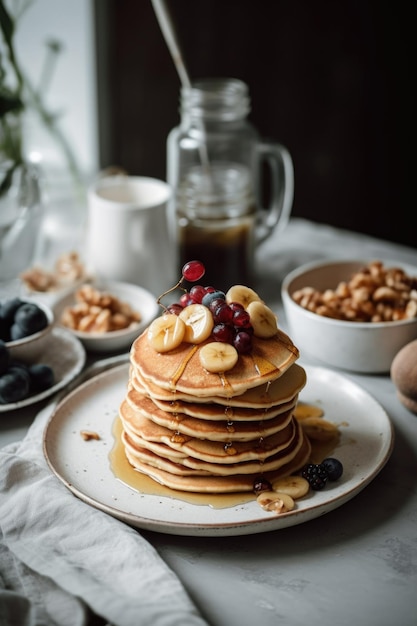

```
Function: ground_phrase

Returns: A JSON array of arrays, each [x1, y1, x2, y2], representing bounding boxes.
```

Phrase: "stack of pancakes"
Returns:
[[118, 326, 311, 494]]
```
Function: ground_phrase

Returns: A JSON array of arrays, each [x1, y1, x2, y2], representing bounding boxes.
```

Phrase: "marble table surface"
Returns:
[[1, 217, 416, 626]]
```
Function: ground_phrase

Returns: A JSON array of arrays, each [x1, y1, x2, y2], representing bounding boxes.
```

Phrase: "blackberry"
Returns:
[[301, 463, 329, 490], [322, 457, 344, 481]]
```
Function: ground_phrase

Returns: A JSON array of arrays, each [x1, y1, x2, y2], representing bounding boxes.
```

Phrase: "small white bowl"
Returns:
[[281, 259, 417, 374], [5, 300, 54, 363], [53, 280, 159, 353]]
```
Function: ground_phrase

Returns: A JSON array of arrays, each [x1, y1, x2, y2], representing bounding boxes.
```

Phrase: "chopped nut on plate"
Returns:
[[80, 430, 100, 441]]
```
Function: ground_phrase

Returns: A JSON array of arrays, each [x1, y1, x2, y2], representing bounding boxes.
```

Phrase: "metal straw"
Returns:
[[151, 0, 210, 171], [151, 0, 191, 89]]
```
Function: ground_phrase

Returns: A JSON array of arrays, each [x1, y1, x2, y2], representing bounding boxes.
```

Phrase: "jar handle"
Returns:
[[254, 141, 294, 243]]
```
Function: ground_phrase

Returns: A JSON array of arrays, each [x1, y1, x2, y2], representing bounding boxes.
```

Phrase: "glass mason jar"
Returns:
[[0, 161, 43, 283], [167, 78, 294, 290]]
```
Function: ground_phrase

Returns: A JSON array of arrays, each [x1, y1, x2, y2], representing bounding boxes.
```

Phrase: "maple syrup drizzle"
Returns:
[[223, 441, 237, 455], [224, 406, 234, 419], [169, 344, 199, 389], [218, 372, 234, 396], [250, 353, 279, 377], [272, 333, 299, 356]]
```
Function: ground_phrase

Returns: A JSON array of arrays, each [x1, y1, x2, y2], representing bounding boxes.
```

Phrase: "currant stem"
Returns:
[[157, 276, 186, 311]]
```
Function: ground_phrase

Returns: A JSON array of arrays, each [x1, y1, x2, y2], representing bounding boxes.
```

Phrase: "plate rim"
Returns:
[[43, 362, 394, 536]]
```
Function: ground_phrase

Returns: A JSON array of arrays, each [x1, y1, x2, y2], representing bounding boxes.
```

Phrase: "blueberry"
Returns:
[[28, 363, 55, 392], [0, 340, 10, 375], [10, 323, 28, 341], [322, 458, 344, 481], [14, 303, 48, 335], [0, 298, 22, 324], [201, 290, 226, 308], [0, 318, 10, 342], [0, 298, 23, 341], [0, 367, 30, 403]]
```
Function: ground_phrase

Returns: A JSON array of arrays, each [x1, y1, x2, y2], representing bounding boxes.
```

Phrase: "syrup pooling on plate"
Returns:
[[109, 401, 341, 510]]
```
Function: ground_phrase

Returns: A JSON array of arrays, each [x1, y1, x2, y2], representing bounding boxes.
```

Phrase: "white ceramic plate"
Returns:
[[43, 363, 394, 537], [0, 327, 86, 412]]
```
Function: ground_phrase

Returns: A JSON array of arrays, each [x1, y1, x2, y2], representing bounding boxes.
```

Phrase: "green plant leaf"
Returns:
[[0, 0, 15, 46], [0, 92, 23, 116]]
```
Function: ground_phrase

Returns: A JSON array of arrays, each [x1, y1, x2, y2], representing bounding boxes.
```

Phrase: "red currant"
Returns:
[[234, 331, 252, 354], [233, 309, 251, 328], [182, 260, 205, 282], [189, 285, 206, 303], [213, 303, 234, 324], [212, 323, 235, 344], [167, 303, 183, 315], [179, 293, 194, 307], [206, 298, 225, 314]]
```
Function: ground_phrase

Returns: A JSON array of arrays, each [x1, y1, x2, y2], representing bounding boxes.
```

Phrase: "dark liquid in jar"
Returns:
[[178, 215, 255, 291]]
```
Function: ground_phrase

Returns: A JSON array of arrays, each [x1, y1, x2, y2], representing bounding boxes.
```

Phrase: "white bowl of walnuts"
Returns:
[[281, 259, 417, 373], [53, 280, 159, 353]]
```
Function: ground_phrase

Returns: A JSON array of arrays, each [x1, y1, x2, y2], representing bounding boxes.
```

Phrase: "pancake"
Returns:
[[130, 327, 299, 397], [120, 401, 298, 464], [124, 388, 295, 442], [130, 361, 307, 408], [122, 431, 311, 493]]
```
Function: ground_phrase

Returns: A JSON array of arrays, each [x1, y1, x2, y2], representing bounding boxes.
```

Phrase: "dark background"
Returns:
[[93, 0, 413, 248]]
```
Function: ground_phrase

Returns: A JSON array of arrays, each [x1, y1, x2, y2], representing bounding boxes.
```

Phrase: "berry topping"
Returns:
[[189, 285, 206, 303], [152, 260, 280, 368], [232, 308, 251, 328], [322, 457, 344, 481], [201, 290, 226, 308], [212, 302, 234, 324], [182, 260, 205, 282], [212, 323, 235, 344], [253, 476, 273, 494], [301, 463, 329, 490], [233, 330, 253, 354], [167, 303, 183, 316]]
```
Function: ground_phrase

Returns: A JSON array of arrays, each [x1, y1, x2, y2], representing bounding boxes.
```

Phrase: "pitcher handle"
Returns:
[[254, 141, 294, 243]]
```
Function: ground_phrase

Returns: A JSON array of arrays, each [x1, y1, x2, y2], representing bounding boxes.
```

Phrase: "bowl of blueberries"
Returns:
[[1, 297, 54, 361], [0, 297, 55, 405]]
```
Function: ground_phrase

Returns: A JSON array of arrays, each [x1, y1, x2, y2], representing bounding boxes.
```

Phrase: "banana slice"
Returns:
[[299, 417, 339, 441], [294, 403, 325, 421], [179, 304, 214, 343], [148, 314, 186, 352], [225, 285, 262, 308], [199, 342, 239, 373], [256, 491, 295, 514], [271, 475, 310, 499], [246, 301, 278, 338]]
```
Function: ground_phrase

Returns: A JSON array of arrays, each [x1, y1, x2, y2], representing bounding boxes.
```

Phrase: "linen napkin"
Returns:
[[0, 358, 209, 626]]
